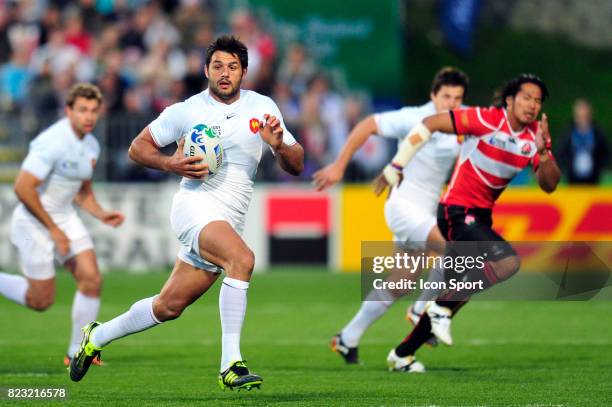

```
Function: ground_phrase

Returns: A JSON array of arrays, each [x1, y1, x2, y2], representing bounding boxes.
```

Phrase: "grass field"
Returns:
[[1, 269, 611, 406]]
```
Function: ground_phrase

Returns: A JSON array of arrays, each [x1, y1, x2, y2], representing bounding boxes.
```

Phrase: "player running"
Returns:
[[69, 35, 304, 390], [374, 74, 560, 372], [0, 83, 125, 365], [313, 68, 469, 365]]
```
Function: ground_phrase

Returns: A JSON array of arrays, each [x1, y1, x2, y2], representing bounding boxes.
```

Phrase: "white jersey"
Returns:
[[14, 117, 100, 223], [375, 101, 460, 213], [149, 89, 296, 219]]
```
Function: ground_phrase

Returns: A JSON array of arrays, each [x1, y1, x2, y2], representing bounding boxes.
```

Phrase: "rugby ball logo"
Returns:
[[183, 123, 223, 178]]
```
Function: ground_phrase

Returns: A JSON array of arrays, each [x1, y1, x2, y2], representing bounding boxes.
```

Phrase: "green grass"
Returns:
[[1, 269, 611, 406]]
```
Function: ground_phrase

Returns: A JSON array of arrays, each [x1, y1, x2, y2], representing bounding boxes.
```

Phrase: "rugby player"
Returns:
[[68, 35, 304, 390]]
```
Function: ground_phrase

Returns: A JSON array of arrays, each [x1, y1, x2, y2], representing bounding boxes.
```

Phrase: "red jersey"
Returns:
[[442, 106, 551, 209]]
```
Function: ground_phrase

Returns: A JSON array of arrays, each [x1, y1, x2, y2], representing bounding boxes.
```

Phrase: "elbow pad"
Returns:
[[391, 123, 432, 167]]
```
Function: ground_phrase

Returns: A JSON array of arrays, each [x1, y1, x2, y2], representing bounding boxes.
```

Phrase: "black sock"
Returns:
[[395, 313, 434, 357]]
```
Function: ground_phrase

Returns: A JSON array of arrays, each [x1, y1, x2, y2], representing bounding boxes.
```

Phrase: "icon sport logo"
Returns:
[[249, 118, 260, 134], [190, 124, 217, 144]]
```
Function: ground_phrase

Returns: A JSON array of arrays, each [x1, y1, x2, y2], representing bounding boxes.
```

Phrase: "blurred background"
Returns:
[[0, 0, 610, 272]]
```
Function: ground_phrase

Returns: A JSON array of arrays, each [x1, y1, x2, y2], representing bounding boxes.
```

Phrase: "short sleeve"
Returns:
[[148, 102, 190, 147], [21, 138, 62, 180], [374, 107, 422, 139], [450, 106, 502, 136], [265, 97, 297, 146]]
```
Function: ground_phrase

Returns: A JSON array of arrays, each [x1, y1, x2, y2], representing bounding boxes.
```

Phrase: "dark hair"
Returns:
[[498, 73, 548, 108], [431, 67, 469, 96], [66, 83, 103, 107], [205, 34, 248, 69]]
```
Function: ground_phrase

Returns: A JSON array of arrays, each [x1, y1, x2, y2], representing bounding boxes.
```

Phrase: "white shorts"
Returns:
[[10, 210, 94, 280], [384, 194, 437, 251], [170, 189, 245, 274]]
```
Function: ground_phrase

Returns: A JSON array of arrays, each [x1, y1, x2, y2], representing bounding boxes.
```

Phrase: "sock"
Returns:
[[396, 300, 468, 357], [219, 277, 249, 372], [413, 266, 445, 314], [90, 296, 161, 348], [395, 312, 433, 357], [341, 289, 394, 347], [0, 272, 28, 306], [68, 291, 100, 356]]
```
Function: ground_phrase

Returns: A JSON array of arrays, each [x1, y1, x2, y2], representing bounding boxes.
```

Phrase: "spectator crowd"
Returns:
[[0, 0, 390, 182]]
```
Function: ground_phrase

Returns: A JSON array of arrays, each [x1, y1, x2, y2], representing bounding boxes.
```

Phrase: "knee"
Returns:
[[227, 249, 255, 279], [78, 273, 103, 297], [28, 295, 55, 312], [153, 296, 187, 322], [493, 256, 521, 281]]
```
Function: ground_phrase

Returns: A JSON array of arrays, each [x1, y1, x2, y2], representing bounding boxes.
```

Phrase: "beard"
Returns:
[[209, 78, 242, 101]]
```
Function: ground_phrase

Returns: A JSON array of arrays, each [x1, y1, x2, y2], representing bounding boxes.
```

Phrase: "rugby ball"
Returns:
[[183, 123, 223, 177]]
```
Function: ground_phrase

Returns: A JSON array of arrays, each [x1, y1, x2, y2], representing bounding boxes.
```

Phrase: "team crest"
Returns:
[[521, 142, 532, 155], [249, 118, 260, 134], [465, 214, 475, 225]]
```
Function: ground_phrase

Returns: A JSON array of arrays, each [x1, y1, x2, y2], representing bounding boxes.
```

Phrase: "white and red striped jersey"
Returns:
[[442, 106, 551, 209]]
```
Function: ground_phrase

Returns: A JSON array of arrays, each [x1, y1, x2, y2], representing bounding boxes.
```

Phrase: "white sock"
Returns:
[[413, 267, 445, 314], [341, 289, 395, 347], [0, 272, 28, 306], [68, 291, 101, 356], [90, 296, 161, 348], [219, 277, 249, 372]]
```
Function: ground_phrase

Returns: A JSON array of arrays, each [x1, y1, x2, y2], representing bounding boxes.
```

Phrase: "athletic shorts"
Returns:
[[437, 204, 516, 262], [170, 189, 245, 274], [384, 194, 437, 251], [10, 210, 94, 280]]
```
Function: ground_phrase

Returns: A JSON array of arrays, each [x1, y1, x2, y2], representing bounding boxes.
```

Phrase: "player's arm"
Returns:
[[13, 170, 70, 255], [260, 114, 304, 176], [534, 114, 560, 193], [312, 115, 378, 190], [74, 180, 125, 227], [128, 127, 209, 179], [373, 112, 455, 196]]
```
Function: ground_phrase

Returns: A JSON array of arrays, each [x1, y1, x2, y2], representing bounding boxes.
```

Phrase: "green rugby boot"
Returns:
[[69, 321, 102, 382], [218, 361, 262, 391]]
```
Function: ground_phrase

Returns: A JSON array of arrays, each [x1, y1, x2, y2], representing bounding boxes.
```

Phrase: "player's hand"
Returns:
[[372, 164, 403, 197], [50, 226, 70, 257], [166, 138, 209, 179], [372, 173, 390, 197], [259, 114, 283, 150], [100, 210, 125, 227], [535, 113, 551, 154], [312, 162, 344, 191]]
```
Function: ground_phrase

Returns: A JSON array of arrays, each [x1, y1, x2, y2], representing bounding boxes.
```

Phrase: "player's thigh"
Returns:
[[384, 246, 426, 299], [467, 224, 519, 277], [385, 199, 436, 251], [197, 220, 254, 276], [425, 225, 446, 256], [445, 215, 519, 280], [25, 277, 56, 311], [65, 248, 102, 296], [154, 259, 220, 321]]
